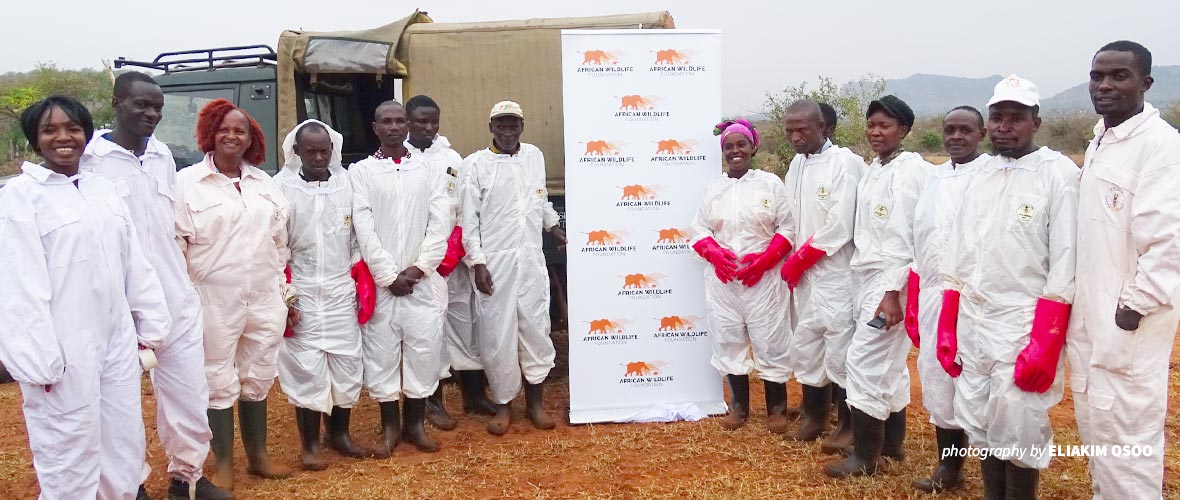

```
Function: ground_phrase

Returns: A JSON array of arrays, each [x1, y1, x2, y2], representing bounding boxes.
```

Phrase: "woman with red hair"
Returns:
[[174, 98, 292, 490]]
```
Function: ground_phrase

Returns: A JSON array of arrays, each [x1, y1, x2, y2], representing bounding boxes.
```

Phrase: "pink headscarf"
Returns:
[[713, 118, 760, 149]]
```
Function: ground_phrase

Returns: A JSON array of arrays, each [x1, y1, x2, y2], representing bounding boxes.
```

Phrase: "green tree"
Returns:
[[762, 74, 885, 175], [0, 63, 114, 170]]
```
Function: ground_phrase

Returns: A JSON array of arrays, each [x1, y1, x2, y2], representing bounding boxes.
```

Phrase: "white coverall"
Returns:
[[408, 135, 483, 374], [275, 121, 363, 413], [81, 132, 212, 484], [783, 141, 864, 387], [351, 152, 453, 401], [846, 152, 932, 420], [689, 169, 794, 382], [175, 155, 290, 410], [911, 154, 988, 429], [942, 147, 1078, 469], [1068, 103, 1180, 499], [460, 144, 558, 404], [0, 162, 170, 500]]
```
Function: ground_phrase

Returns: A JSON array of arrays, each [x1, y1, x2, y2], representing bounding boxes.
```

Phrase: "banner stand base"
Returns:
[[569, 401, 728, 425]]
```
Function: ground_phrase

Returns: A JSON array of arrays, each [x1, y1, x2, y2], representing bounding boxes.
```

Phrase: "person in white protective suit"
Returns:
[[1069, 41, 1180, 500], [351, 100, 453, 455], [905, 105, 990, 494], [80, 72, 232, 500], [174, 99, 291, 489], [460, 100, 567, 436], [826, 95, 932, 479], [937, 75, 1078, 500], [690, 118, 794, 433], [274, 119, 377, 470], [0, 96, 170, 500], [404, 95, 499, 430], [779, 100, 864, 446]]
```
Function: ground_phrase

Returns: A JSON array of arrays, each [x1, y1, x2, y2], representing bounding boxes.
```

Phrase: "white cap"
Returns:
[[987, 74, 1040, 108], [489, 100, 524, 119]]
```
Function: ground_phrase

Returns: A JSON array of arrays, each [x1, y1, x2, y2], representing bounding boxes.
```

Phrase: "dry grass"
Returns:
[[1, 332, 1177, 499]]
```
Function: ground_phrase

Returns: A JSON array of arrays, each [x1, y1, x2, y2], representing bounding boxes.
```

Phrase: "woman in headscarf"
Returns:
[[690, 119, 794, 433], [174, 98, 291, 489]]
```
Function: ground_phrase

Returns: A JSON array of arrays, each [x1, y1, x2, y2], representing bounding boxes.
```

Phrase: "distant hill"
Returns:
[[1041, 65, 1180, 112]]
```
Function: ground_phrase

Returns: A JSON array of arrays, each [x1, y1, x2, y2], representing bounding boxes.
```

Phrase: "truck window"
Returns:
[[158, 88, 236, 170]]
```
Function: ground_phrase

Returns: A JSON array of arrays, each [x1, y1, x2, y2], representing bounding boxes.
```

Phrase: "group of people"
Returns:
[[692, 40, 1180, 500], [0, 65, 564, 498]]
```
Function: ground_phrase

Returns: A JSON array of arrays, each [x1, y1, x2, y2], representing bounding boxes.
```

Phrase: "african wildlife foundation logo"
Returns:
[[616, 184, 671, 212], [651, 139, 707, 165], [578, 139, 635, 165], [651, 227, 692, 255], [576, 49, 634, 76], [649, 49, 706, 75], [617, 273, 673, 300], [619, 360, 673, 387], [652, 315, 708, 342], [582, 318, 638, 345], [579, 229, 637, 257], [614, 94, 670, 121]]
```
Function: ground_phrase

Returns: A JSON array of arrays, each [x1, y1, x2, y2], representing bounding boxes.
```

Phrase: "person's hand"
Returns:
[[474, 264, 495, 295], [389, 266, 424, 297], [286, 307, 301, 333], [1114, 305, 1143, 331], [550, 226, 567, 253], [874, 291, 903, 328]]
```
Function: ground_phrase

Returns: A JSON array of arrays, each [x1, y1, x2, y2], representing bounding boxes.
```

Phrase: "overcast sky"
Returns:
[[4, 0, 1177, 115]]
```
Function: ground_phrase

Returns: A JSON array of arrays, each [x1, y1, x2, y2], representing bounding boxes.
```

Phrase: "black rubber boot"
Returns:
[[374, 401, 401, 458], [458, 370, 498, 416], [981, 456, 1007, 500], [824, 406, 884, 478], [238, 399, 290, 479], [794, 384, 832, 441], [882, 408, 907, 461], [426, 385, 457, 430], [206, 408, 235, 491], [525, 381, 556, 430], [1005, 461, 1040, 500], [325, 406, 370, 458], [764, 380, 788, 434], [721, 374, 750, 430], [294, 407, 327, 471], [820, 384, 853, 454], [912, 426, 967, 493], [402, 398, 441, 452], [167, 477, 234, 500], [137, 485, 152, 500]]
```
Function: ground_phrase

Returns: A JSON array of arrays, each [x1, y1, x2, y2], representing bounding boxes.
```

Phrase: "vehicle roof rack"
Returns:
[[115, 45, 278, 73]]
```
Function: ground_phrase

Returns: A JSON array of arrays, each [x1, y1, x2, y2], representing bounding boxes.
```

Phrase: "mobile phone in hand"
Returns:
[[867, 314, 886, 329]]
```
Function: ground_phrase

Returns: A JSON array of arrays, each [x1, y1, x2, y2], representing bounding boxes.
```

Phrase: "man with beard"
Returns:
[[81, 71, 231, 500], [938, 76, 1078, 500], [1070, 41, 1180, 500]]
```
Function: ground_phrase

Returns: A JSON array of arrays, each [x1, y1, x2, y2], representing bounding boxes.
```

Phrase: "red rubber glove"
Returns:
[[779, 236, 825, 290], [437, 226, 466, 278], [735, 234, 792, 287], [904, 270, 920, 347], [936, 289, 962, 377], [692, 236, 738, 283], [1014, 298, 1070, 393], [283, 265, 294, 338], [352, 260, 377, 325]]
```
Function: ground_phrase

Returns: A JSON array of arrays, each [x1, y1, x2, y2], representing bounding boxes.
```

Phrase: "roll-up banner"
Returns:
[[561, 29, 726, 424]]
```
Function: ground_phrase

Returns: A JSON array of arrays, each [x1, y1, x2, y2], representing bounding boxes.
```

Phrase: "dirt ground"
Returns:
[[1, 331, 1177, 500]]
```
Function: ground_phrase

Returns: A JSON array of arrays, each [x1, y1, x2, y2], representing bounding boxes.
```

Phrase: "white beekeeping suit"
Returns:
[[783, 140, 863, 388], [941, 147, 1078, 469], [911, 154, 988, 429], [0, 162, 170, 500], [81, 130, 212, 487], [275, 120, 362, 413], [689, 168, 794, 383], [459, 143, 559, 404], [1068, 102, 1180, 499], [351, 151, 453, 401], [846, 151, 931, 420]]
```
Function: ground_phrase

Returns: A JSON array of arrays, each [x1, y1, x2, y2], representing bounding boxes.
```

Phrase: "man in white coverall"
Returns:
[[352, 100, 453, 455], [404, 94, 499, 430], [906, 105, 990, 493], [275, 120, 375, 470], [826, 95, 933, 478], [80, 71, 231, 500], [1070, 41, 1180, 500], [0, 96, 170, 500], [779, 100, 864, 446], [460, 100, 567, 436], [937, 75, 1078, 500]]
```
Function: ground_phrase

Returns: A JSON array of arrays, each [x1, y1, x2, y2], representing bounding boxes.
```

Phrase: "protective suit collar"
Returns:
[[1092, 102, 1161, 142], [282, 119, 344, 171], [84, 129, 171, 160], [940, 153, 990, 177], [20, 161, 84, 184], [992, 147, 1062, 172], [407, 134, 453, 154]]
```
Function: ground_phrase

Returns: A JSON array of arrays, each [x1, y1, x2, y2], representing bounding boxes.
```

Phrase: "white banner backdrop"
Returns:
[[562, 29, 726, 424]]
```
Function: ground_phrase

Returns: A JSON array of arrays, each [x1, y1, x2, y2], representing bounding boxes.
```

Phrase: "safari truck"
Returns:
[[115, 9, 677, 328]]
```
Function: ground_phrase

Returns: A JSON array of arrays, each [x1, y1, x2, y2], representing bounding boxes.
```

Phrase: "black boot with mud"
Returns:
[[402, 398, 441, 452], [488, 403, 512, 435], [981, 456, 1006, 500], [525, 381, 556, 430], [374, 401, 401, 458], [794, 383, 832, 441], [206, 407, 235, 491], [721, 374, 750, 430], [820, 384, 853, 455], [881, 408, 907, 462], [912, 426, 967, 493], [824, 407, 884, 478], [294, 407, 327, 471], [1005, 461, 1040, 500], [459, 370, 498, 416], [426, 385, 457, 430], [325, 406, 371, 458], [239, 399, 291, 479], [167, 477, 234, 500], [763, 380, 788, 434], [137, 485, 152, 500]]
